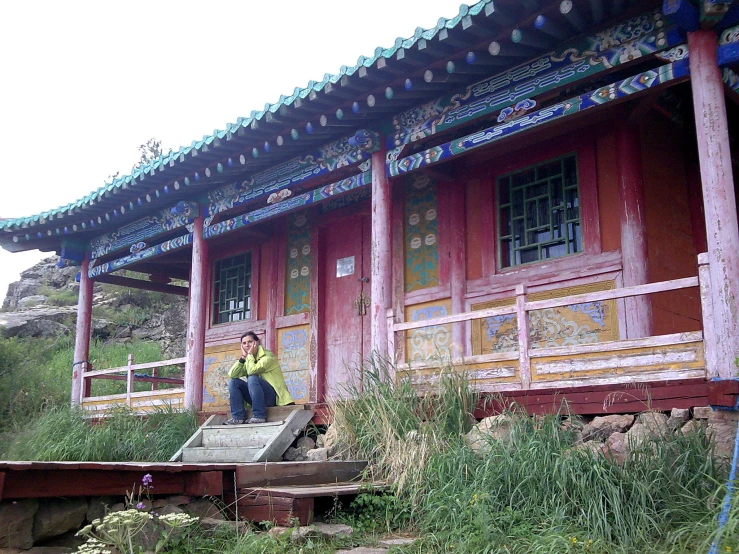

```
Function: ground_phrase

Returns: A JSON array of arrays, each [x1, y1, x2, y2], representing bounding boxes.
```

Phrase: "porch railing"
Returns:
[[386, 253, 715, 388], [79, 355, 186, 414]]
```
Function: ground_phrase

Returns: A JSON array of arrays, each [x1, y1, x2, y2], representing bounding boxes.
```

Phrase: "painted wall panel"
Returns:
[[470, 281, 619, 355], [404, 174, 440, 292], [277, 325, 311, 404], [404, 299, 453, 363], [284, 215, 312, 315], [596, 132, 622, 253], [202, 342, 238, 412]]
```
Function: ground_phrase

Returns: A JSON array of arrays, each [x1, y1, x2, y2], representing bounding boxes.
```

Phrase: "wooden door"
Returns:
[[322, 213, 372, 399]]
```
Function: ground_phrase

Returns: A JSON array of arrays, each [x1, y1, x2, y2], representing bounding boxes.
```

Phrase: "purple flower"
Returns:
[[136, 502, 146, 510], [142, 474, 153, 486]]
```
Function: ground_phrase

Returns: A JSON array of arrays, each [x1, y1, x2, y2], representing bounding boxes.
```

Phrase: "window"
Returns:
[[498, 154, 581, 268], [212, 252, 252, 324]]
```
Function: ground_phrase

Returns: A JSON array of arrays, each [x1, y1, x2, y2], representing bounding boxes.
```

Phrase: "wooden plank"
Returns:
[[181, 446, 262, 463], [530, 332, 703, 358], [707, 379, 739, 407], [183, 471, 223, 496], [202, 426, 282, 448], [240, 482, 382, 498], [0, 471, 5, 501], [236, 496, 314, 526], [235, 461, 367, 487], [254, 410, 314, 462]]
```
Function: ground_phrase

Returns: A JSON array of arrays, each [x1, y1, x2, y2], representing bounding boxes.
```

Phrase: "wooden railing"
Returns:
[[387, 254, 714, 389], [79, 355, 186, 414]]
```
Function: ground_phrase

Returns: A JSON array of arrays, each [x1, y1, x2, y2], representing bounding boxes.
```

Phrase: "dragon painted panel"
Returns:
[[202, 342, 239, 412], [470, 281, 619, 355]]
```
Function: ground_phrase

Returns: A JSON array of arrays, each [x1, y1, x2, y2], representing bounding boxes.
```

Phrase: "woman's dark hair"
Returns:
[[240, 331, 260, 342]]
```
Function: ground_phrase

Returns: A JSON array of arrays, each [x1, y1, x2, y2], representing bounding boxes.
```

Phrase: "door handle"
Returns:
[[353, 291, 370, 316]]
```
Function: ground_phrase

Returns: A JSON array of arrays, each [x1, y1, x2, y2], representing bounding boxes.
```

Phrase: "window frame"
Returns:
[[480, 134, 600, 278]]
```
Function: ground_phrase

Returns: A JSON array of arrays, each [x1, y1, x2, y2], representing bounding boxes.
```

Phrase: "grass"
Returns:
[[328, 356, 736, 554], [2, 404, 198, 462]]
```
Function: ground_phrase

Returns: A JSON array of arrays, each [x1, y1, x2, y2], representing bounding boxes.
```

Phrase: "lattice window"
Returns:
[[212, 252, 252, 324], [498, 154, 581, 268]]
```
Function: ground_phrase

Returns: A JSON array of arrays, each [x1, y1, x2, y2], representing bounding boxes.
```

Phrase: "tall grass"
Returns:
[[332, 356, 731, 553], [2, 404, 198, 461]]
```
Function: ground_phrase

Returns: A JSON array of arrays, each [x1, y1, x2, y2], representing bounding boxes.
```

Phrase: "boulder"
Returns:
[[693, 406, 712, 420], [199, 517, 248, 533], [32, 498, 88, 543], [636, 412, 669, 436], [25, 548, 74, 554], [297, 436, 316, 457], [334, 548, 388, 554], [182, 498, 222, 520], [0, 307, 77, 338], [323, 424, 345, 458], [668, 408, 690, 431], [605, 432, 629, 465], [306, 448, 328, 462], [291, 522, 352, 542], [283, 447, 305, 461], [379, 537, 416, 547], [464, 415, 514, 454], [17, 295, 48, 309], [0, 499, 39, 549], [708, 409, 739, 462], [86, 497, 117, 524], [581, 414, 634, 441]]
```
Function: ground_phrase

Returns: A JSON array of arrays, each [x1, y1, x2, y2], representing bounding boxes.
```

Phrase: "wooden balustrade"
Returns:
[[387, 255, 714, 389], [80, 355, 186, 415]]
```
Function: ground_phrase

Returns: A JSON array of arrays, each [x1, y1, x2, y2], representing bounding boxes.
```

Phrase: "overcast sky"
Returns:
[[0, 0, 467, 303]]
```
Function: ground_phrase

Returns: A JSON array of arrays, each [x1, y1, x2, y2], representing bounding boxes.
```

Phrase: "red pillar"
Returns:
[[688, 30, 739, 378], [185, 216, 208, 410], [371, 148, 392, 360], [71, 256, 93, 405], [616, 122, 652, 338], [448, 181, 467, 357]]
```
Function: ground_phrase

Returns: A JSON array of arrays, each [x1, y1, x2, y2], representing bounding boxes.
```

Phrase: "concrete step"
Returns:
[[202, 421, 283, 448], [182, 446, 262, 463]]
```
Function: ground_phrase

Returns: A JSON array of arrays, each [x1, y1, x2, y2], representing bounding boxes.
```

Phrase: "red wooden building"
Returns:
[[2, 0, 738, 416]]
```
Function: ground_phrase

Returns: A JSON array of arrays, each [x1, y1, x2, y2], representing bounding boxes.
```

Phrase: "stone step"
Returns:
[[202, 422, 284, 448], [181, 446, 262, 463]]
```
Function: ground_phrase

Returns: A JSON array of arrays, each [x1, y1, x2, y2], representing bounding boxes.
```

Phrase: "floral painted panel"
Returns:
[[405, 299, 452, 363], [277, 325, 311, 404], [284, 214, 311, 315], [404, 174, 440, 292], [470, 281, 619, 355], [202, 342, 239, 412]]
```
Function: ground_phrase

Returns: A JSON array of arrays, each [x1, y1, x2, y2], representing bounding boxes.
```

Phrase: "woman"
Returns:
[[224, 331, 293, 425]]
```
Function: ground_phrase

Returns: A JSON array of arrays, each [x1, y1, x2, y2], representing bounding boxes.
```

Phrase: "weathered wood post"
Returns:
[[698, 252, 718, 378], [515, 284, 531, 389], [185, 215, 208, 410], [371, 146, 392, 360], [449, 183, 467, 359], [71, 256, 93, 406], [126, 353, 134, 408], [688, 30, 739, 378], [616, 121, 652, 339]]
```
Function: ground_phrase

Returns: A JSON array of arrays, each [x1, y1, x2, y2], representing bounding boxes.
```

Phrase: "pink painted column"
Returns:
[[185, 215, 208, 410], [371, 147, 392, 360], [71, 256, 93, 405], [448, 181, 467, 358], [688, 30, 739, 378], [616, 122, 652, 339]]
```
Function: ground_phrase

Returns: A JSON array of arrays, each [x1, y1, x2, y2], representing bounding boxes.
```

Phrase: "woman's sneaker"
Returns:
[[223, 417, 246, 425], [246, 417, 267, 424]]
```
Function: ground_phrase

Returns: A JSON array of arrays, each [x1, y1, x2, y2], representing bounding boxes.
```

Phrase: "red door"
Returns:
[[322, 213, 372, 399]]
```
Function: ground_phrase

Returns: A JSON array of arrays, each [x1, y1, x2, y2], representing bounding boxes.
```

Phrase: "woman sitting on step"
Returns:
[[224, 331, 294, 425]]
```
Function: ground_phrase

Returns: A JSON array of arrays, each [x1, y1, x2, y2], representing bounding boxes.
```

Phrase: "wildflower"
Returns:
[[136, 502, 146, 510], [142, 473, 153, 486], [570, 536, 578, 544]]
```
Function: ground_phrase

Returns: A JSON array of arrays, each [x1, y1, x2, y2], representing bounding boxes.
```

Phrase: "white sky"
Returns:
[[0, 0, 466, 303]]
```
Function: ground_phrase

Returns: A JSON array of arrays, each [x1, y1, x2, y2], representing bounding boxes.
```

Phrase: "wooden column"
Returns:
[[371, 147, 392, 360], [71, 256, 93, 406], [265, 237, 279, 352], [185, 215, 208, 410], [448, 181, 467, 358], [688, 30, 739, 378], [616, 122, 652, 339]]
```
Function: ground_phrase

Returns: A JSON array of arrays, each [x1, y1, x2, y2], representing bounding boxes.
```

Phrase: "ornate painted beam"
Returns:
[[204, 170, 371, 240], [203, 130, 379, 226], [88, 233, 194, 279], [388, 60, 690, 177], [723, 67, 739, 99], [387, 8, 680, 151], [93, 274, 189, 296], [90, 202, 198, 260], [718, 23, 739, 64]]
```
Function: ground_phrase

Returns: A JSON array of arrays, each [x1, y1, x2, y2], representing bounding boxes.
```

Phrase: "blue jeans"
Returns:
[[228, 376, 276, 420]]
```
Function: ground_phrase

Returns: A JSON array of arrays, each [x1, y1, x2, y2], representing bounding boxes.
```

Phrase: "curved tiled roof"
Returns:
[[0, 0, 491, 234]]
